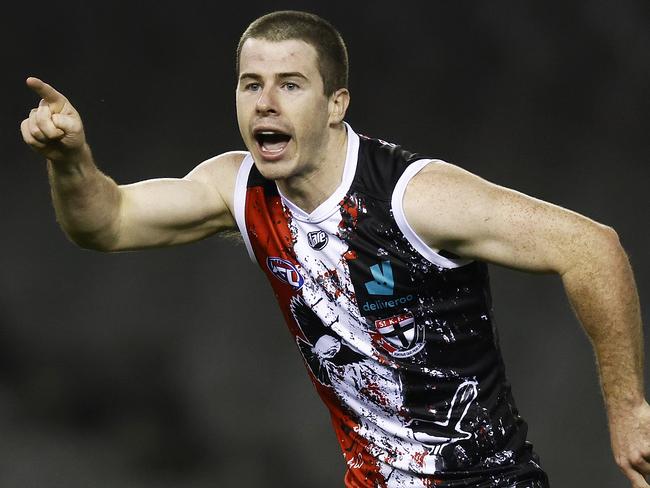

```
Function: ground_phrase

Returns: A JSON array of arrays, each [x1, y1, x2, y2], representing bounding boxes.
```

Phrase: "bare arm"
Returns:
[[21, 77, 241, 252], [403, 161, 648, 488]]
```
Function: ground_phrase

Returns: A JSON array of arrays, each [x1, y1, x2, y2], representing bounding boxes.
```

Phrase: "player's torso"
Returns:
[[233, 124, 547, 487]]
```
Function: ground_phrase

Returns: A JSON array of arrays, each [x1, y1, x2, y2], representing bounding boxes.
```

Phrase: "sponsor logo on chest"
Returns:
[[360, 260, 416, 311], [307, 230, 329, 250]]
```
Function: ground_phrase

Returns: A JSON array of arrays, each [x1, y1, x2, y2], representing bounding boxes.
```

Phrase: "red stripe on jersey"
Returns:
[[244, 186, 385, 487]]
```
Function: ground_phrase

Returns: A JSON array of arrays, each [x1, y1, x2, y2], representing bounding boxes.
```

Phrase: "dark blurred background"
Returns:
[[1, 1, 648, 486]]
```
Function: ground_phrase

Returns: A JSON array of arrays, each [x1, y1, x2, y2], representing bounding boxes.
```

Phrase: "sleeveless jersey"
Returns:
[[233, 124, 549, 487]]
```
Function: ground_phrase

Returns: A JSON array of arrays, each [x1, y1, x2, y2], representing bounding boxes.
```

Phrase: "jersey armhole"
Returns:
[[391, 159, 473, 269], [233, 154, 257, 263]]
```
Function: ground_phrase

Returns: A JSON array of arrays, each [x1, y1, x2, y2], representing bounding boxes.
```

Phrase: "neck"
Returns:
[[277, 123, 348, 214]]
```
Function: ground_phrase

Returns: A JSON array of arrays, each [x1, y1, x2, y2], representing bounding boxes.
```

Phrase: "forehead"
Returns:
[[239, 38, 319, 75]]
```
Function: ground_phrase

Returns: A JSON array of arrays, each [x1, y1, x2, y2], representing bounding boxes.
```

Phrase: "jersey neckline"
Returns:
[[275, 122, 360, 224]]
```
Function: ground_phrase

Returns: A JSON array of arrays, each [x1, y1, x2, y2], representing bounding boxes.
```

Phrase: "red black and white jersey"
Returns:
[[233, 124, 549, 487]]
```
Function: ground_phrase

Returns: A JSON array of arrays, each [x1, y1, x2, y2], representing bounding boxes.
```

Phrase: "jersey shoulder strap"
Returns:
[[351, 134, 430, 201]]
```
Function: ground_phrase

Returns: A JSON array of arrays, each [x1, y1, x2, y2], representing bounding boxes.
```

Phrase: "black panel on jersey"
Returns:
[[339, 134, 538, 478], [350, 134, 427, 201]]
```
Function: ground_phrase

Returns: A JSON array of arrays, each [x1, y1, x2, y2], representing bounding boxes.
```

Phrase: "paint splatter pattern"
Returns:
[[238, 128, 549, 487]]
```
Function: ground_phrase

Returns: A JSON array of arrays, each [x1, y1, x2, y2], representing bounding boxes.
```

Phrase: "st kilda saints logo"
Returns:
[[372, 311, 425, 358], [266, 257, 305, 290], [307, 230, 328, 250]]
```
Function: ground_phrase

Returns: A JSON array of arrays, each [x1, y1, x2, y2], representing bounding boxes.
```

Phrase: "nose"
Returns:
[[255, 86, 278, 115]]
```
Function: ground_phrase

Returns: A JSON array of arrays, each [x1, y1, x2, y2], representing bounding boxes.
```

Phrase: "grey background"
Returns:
[[1, 1, 648, 487]]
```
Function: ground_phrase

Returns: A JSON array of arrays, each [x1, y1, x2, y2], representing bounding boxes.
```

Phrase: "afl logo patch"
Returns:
[[266, 257, 304, 290], [307, 230, 328, 250]]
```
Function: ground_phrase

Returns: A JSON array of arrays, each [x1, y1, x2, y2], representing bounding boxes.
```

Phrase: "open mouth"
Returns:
[[254, 130, 292, 157]]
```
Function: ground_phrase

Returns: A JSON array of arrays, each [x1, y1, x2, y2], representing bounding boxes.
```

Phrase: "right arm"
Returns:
[[21, 77, 242, 252]]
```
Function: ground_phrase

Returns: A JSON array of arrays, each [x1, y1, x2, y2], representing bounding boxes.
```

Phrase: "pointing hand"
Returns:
[[20, 77, 87, 162]]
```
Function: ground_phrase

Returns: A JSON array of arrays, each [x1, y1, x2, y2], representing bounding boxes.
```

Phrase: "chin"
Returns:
[[252, 157, 297, 181]]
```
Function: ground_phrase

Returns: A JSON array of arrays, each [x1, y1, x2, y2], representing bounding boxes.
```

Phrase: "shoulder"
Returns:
[[185, 151, 248, 182], [402, 160, 499, 249], [409, 159, 482, 187], [184, 151, 249, 208], [405, 160, 493, 208], [185, 151, 248, 189]]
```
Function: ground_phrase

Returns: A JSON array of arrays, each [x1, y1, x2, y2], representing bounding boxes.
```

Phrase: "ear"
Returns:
[[328, 88, 350, 125]]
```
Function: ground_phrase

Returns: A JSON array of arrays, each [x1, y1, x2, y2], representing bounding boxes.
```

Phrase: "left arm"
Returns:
[[402, 161, 649, 488]]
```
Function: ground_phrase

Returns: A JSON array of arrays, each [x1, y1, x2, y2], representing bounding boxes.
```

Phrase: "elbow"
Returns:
[[58, 198, 125, 253], [578, 221, 623, 257], [78, 240, 118, 253], [64, 227, 121, 253], [595, 223, 623, 256], [557, 222, 623, 278]]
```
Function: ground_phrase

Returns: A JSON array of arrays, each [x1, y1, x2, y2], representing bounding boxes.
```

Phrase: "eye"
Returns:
[[244, 82, 261, 91], [283, 82, 299, 91]]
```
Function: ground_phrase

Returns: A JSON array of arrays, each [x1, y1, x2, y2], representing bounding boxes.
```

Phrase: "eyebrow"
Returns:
[[239, 72, 309, 82]]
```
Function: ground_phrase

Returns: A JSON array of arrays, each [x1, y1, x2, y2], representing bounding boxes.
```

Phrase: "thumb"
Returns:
[[26, 77, 68, 113]]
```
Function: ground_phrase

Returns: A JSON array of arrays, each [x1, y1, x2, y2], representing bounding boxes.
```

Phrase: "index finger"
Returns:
[[625, 466, 650, 488], [26, 77, 67, 113]]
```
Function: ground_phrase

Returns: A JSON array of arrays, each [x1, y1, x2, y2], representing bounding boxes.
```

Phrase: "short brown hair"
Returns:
[[236, 10, 349, 96]]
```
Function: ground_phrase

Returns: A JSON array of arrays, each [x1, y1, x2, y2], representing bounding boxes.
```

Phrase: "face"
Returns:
[[236, 38, 343, 181]]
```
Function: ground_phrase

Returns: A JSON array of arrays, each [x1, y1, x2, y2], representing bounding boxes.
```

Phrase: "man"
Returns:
[[20, 9, 648, 488]]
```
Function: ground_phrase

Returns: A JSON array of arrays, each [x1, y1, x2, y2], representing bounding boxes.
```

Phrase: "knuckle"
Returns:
[[630, 454, 643, 466], [30, 128, 46, 142], [35, 111, 51, 126], [33, 117, 47, 131], [38, 122, 56, 138], [615, 454, 626, 468]]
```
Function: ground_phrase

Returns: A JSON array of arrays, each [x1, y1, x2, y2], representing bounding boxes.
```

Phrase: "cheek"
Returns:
[[235, 102, 250, 138], [304, 104, 330, 137], [298, 99, 329, 126], [235, 98, 245, 120]]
